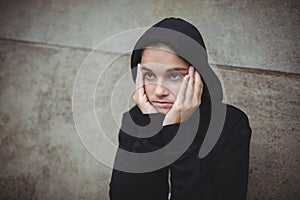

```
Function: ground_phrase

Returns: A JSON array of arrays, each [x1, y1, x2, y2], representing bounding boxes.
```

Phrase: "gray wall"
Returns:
[[0, 0, 299, 199]]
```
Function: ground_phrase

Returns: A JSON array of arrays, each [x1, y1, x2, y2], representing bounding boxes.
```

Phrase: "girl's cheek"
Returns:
[[167, 82, 181, 96], [144, 83, 156, 93]]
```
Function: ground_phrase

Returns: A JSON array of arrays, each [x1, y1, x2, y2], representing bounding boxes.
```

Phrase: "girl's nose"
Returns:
[[154, 83, 169, 97]]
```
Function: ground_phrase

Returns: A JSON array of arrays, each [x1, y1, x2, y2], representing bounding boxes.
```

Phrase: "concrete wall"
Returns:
[[0, 0, 299, 199]]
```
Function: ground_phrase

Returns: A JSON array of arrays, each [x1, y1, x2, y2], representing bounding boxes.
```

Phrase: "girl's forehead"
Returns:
[[144, 43, 175, 53], [141, 48, 189, 68]]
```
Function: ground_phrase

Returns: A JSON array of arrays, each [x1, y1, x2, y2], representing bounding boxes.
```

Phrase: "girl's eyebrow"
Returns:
[[141, 66, 188, 72], [167, 68, 188, 72], [141, 66, 152, 72]]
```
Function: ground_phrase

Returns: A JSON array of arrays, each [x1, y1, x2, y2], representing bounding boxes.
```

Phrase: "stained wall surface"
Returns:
[[0, 0, 299, 199]]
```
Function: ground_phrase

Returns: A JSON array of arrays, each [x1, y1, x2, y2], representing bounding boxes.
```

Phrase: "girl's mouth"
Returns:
[[152, 101, 173, 108]]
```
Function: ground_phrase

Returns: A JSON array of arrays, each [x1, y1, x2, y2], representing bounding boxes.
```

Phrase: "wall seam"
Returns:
[[1, 37, 299, 78]]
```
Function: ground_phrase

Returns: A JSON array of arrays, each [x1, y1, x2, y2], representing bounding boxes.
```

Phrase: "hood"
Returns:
[[130, 17, 223, 109]]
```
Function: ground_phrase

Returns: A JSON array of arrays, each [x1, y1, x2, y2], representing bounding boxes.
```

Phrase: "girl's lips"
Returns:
[[152, 101, 173, 108]]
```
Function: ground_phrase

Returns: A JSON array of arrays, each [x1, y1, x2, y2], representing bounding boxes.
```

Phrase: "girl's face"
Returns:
[[140, 45, 190, 114]]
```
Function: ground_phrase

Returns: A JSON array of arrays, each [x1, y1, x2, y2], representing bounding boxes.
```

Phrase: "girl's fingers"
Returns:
[[188, 66, 195, 88], [136, 63, 145, 96], [176, 75, 189, 105], [185, 66, 195, 103], [136, 63, 141, 89], [194, 70, 203, 103], [135, 64, 139, 89], [133, 63, 157, 114], [133, 63, 144, 103]]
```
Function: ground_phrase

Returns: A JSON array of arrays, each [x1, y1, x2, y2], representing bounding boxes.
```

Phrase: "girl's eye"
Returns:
[[144, 72, 155, 80], [169, 73, 183, 80]]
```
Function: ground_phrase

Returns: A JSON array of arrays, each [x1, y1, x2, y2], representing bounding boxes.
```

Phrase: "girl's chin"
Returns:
[[155, 107, 171, 115]]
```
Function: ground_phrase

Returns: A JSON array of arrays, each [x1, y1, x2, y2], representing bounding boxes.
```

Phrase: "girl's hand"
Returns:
[[163, 66, 203, 126], [133, 63, 158, 114]]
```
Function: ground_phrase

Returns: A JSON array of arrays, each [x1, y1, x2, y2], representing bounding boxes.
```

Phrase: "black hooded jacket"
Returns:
[[109, 18, 251, 200]]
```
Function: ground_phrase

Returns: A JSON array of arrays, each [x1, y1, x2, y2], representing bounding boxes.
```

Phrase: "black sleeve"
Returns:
[[109, 108, 179, 200], [212, 110, 252, 200]]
